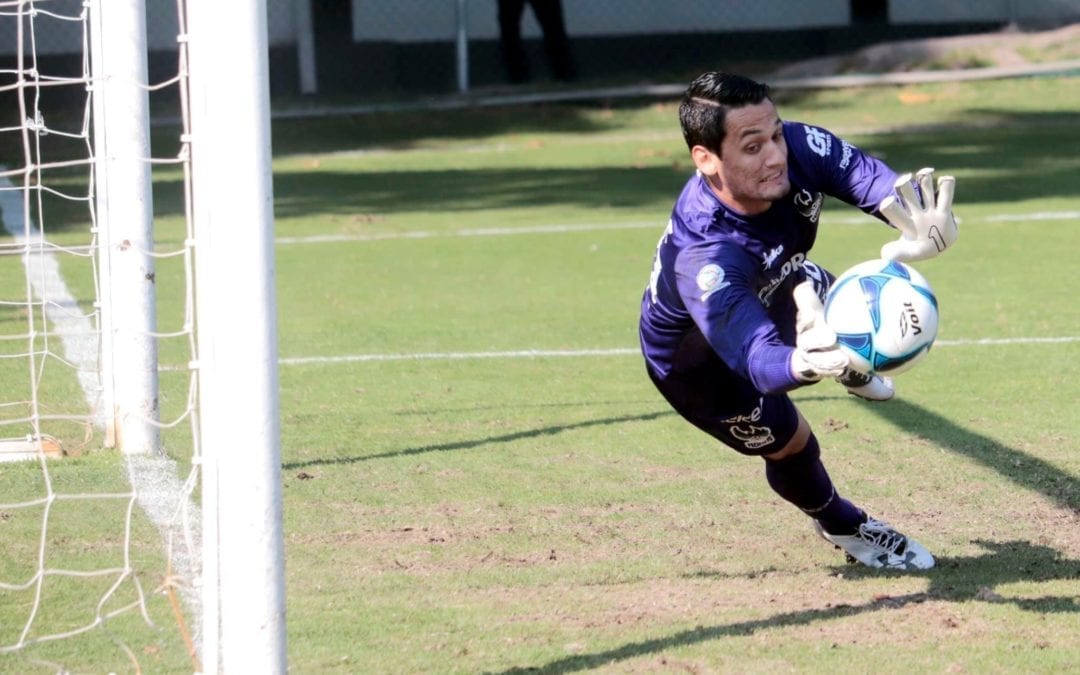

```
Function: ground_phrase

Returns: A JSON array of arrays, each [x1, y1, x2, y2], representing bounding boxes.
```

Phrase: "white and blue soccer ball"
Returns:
[[824, 259, 939, 375]]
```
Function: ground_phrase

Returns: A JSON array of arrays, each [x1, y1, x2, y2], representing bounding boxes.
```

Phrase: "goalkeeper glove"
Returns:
[[879, 168, 958, 262], [790, 281, 849, 382]]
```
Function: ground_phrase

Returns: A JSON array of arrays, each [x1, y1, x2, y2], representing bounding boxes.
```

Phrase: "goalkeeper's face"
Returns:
[[693, 100, 789, 215]]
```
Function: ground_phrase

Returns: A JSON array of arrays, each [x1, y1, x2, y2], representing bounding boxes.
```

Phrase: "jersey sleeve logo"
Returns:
[[696, 263, 730, 301], [839, 139, 854, 170], [803, 124, 833, 157]]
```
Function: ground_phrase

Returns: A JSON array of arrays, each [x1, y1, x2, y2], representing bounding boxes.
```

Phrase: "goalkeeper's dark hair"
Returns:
[[679, 72, 772, 157]]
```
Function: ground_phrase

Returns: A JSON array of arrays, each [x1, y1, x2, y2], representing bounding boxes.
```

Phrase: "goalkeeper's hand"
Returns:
[[790, 281, 849, 382], [879, 168, 958, 262]]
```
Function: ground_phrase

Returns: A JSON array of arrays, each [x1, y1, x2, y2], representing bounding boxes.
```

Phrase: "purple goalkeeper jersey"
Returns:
[[639, 121, 898, 395]]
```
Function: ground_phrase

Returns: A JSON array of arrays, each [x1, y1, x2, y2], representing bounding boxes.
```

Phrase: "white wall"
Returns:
[[4, 0, 1079, 57], [890, 0, 1080, 24], [563, 0, 848, 34], [0, 0, 298, 57], [352, 0, 850, 43]]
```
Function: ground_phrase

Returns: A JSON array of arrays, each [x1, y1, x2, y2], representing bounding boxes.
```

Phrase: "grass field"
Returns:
[[1, 75, 1079, 672]]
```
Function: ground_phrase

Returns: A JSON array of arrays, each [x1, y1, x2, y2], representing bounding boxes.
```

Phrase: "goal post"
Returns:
[[87, 0, 160, 456], [0, 0, 286, 668], [90, 0, 288, 666], [184, 0, 287, 671], [92, 0, 289, 667]]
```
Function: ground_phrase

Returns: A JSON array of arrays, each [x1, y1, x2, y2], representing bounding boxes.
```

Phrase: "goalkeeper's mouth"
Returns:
[[761, 169, 786, 184], [760, 169, 789, 194]]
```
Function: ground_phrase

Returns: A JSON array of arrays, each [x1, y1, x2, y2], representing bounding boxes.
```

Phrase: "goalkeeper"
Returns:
[[639, 72, 958, 570]]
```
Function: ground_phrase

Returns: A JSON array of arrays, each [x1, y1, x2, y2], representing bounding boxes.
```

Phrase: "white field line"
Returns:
[[0, 170, 198, 621], [274, 206, 1077, 366], [984, 211, 1080, 222], [0, 180, 101, 409], [274, 221, 660, 244], [279, 336, 1079, 367], [274, 210, 1078, 246]]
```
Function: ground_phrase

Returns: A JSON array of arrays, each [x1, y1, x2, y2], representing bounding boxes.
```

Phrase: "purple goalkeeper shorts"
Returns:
[[646, 332, 800, 457]]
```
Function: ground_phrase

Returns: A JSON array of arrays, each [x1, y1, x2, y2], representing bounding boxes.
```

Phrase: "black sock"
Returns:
[[763, 434, 865, 535]]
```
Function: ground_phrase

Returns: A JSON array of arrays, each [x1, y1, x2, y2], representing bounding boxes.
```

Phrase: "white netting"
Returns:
[[0, 0, 201, 670]]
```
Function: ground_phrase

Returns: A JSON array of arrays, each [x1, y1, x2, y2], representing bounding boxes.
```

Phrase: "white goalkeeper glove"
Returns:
[[879, 168, 958, 262], [790, 281, 849, 382]]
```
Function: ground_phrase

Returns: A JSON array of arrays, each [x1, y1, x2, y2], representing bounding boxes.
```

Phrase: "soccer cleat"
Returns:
[[837, 369, 894, 401], [814, 517, 935, 570]]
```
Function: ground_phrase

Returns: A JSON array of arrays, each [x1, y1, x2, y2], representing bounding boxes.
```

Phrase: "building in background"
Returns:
[[2, 0, 1078, 107]]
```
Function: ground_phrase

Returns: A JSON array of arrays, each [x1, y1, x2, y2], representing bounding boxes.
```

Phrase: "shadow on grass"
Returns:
[[864, 398, 1078, 516], [798, 393, 1078, 516], [494, 539, 1079, 674], [128, 108, 1080, 230], [4, 104, 1079, 237], [269, 114, 1080, 223], [486, 392, 1079, 672], [281, 410, 673, 470], [269, 104, 622, 157]]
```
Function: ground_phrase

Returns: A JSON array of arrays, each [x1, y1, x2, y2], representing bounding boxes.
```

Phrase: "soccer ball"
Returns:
[[823, 259, 939, 375]]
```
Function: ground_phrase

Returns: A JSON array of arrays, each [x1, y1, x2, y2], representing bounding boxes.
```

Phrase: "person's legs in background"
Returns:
[[497, 0, 530, 83], [528, 0, 576, 81]]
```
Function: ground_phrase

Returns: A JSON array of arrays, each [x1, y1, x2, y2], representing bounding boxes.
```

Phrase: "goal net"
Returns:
[[0, 0, 284, 671]]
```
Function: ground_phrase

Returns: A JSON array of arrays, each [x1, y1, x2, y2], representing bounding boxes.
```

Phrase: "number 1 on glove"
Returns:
[[879, 168, 958, 263]]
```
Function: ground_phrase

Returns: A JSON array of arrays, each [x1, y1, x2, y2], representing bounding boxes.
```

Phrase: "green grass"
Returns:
[[1, 75, 1079, 672]]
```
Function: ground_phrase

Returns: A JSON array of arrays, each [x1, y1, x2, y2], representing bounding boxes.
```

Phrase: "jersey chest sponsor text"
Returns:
[[754, 189, 819, 305], [757, 251, 805, 306]]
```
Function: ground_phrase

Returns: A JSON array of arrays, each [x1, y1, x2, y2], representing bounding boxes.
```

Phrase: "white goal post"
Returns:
[[0, 0, 286, 670], [89, 0, 159, 457], [184, 0, 288, 670]]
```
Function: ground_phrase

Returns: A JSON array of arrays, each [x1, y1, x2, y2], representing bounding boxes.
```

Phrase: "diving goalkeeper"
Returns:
[[639, 72, 958, 570]]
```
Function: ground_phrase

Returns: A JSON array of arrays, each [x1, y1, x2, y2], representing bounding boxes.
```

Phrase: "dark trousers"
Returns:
[[497, 0, 575, 82]]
